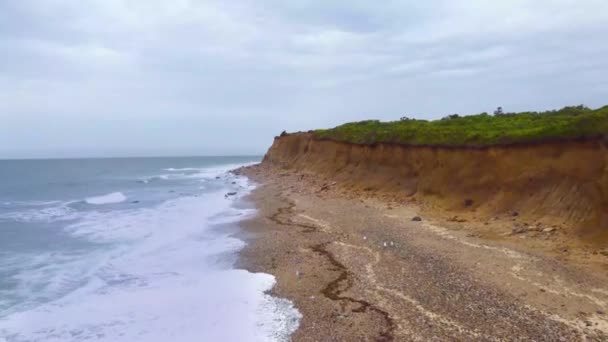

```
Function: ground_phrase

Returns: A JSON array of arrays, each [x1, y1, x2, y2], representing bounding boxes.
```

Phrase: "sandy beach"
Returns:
[[235, 163, 608, 341]]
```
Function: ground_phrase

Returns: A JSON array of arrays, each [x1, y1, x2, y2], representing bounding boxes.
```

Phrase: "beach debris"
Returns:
[[512, 224, 528, 234], [383, 242, 388, 247], [296, 270, 302, 278], [412, 216, 422, 222], [318, 181, 337, 192], [225, 192, 237, 198], [363, 236, 367, 240], [131, 200, 140, 204], [448, 216, 467, 223], [390, 241, 395, 247], [542, 227, 556, 233], [215, 176, 221, 179]]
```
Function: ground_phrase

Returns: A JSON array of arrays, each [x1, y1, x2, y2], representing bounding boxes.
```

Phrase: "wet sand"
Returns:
[[235, 163, 608, 341]]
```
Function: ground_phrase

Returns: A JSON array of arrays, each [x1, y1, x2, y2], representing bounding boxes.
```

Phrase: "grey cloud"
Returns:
[[1, 0, 607, 158]]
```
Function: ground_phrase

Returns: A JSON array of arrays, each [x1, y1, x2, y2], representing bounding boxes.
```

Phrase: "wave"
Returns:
[[0, 204, 78, 223], [85, 192, 127, 205], [1, 200, 62, 207], [0, 171, 301, 341], [164, 168, 201, 172], [138, 175, 170, 184], [139, 163, 257, 185]]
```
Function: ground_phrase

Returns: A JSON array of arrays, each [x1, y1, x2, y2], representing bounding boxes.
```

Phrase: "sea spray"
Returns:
[[0, 157, 300, 342]]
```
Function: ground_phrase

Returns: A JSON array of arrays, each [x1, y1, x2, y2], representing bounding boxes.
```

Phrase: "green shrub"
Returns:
[[313, 105, 608, 146]]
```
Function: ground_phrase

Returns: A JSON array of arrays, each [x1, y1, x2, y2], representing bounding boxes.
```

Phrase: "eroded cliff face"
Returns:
[[263, 133, 608, 242]]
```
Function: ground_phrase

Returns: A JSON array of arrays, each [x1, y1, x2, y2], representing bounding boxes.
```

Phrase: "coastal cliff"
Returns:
[[262, 132, 608, 242]]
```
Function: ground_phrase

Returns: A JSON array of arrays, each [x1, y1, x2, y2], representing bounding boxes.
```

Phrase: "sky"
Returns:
[[1, 1, 608, 158]]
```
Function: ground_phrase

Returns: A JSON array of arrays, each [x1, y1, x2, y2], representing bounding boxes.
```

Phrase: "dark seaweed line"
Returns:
[[267, 198, 396, 341], [311, 242, 396, 342], [267, 200, 319, 233]]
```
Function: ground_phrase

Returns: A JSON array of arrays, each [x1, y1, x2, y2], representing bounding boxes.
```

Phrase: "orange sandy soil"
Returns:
[[235, 163, 608, 341]]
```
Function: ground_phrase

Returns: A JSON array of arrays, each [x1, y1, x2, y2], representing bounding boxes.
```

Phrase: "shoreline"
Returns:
[[235, 163, 608, 341]]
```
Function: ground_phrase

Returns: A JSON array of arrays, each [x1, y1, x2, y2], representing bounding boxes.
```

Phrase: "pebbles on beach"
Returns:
[[237, 163, 608, 341]]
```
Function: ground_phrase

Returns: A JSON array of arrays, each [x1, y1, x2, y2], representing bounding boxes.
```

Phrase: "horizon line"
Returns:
[[0, 154, 264, 161]]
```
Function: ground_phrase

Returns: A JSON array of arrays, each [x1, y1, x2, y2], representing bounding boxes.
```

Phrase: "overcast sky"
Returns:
[[1, 1, 607, 158]]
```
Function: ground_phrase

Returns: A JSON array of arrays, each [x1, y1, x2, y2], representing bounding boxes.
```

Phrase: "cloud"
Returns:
[[1, 0, 607, 157]]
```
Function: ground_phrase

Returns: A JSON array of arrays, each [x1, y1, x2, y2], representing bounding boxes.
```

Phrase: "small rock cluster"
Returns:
[[318, 181, 337, 192], [511, 222, 558, 235]]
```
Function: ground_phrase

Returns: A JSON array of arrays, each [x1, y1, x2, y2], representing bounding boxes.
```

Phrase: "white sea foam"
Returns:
[[0, 204, 78, 223], [0, 170, 300, 342], [144, 162, 257, 185], [85, 192, 127, 205], [164, 167, 201, 172], [5, 200, 62, 207], [138, 175, 171, 184]]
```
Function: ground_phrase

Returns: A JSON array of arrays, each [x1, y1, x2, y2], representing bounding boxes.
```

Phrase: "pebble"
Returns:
[[512, 226, 527, 234]]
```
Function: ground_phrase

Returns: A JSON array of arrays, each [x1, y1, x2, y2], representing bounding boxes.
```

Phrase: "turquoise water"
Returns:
[[0, 157, 300, 341]]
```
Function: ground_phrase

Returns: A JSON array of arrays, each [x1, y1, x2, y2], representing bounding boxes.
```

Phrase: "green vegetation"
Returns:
[[314, 105, 608, 146]]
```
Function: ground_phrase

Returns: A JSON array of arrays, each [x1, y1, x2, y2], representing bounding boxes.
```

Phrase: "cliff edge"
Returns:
[[262, 132, 608, 242]]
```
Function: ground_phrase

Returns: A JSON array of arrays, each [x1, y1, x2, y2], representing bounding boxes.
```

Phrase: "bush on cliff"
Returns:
[[313, 105, 608, 146]]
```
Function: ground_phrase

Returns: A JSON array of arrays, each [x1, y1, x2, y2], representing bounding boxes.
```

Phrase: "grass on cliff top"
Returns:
[[313, 105, 608, 146]]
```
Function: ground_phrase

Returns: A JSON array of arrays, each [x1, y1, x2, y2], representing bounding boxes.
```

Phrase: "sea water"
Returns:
[[0, 157, 300, 341]]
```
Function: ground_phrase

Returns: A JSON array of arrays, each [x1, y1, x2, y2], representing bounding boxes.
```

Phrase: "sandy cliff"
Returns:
[[262, 133, 608, 242]]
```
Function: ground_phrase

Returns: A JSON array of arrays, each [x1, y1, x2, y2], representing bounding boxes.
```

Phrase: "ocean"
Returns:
[[0, 157, 301, 342]]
